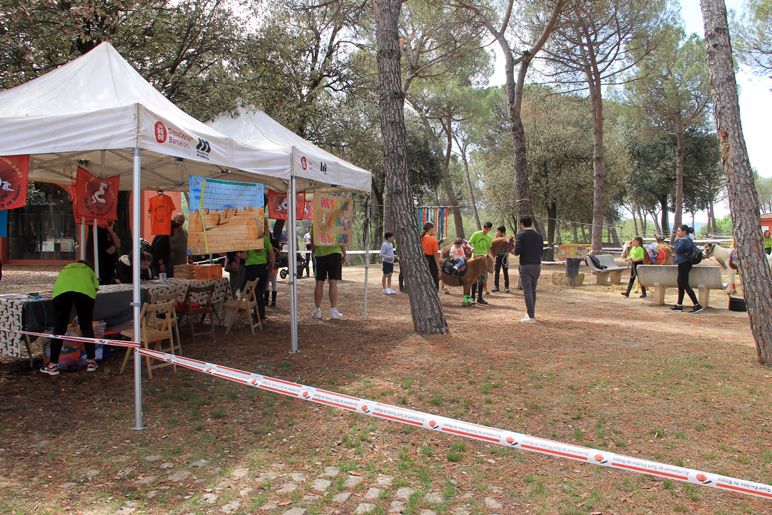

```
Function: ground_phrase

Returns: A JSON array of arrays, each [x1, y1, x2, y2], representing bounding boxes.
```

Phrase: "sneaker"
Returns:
[[520, 315, 535, 323], [477, 299, 489, 305], [670, 305, 683, 311], [40, 363, 60, 376], [330, 308, 343, 320], [690, 304, 704, 313], [491, 288, 500, 292], [86, 360, 98, 373], [387, 288, 397, 295], [505, 288, 510, 293], [312, 307, 322, 319], [621, 292, 629, 297], [383, 288, 391, 295], [640, 294, 647, 298]]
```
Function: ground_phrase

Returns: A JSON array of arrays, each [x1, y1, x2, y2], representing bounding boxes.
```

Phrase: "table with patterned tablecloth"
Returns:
[[0, 278, 230, 359]]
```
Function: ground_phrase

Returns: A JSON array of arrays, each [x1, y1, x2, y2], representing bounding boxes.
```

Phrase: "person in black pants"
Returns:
[[421, 222, 441, 291], [492, 225, 510, 292], [671, 224, 703, 313], [514, 216, 543, 322], [40, 261, 100, 376]]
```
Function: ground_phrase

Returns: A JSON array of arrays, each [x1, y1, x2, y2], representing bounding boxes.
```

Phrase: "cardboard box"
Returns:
[[194, 264, 222, 280]]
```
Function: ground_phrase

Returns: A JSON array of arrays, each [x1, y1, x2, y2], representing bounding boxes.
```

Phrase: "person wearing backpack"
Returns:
[[672, 224, 703, 313]]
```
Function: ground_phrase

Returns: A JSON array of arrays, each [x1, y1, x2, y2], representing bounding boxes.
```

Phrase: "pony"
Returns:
[[439, 237, 513, 304], [703, 242, 772, 295], [621, 239, 673, 265]]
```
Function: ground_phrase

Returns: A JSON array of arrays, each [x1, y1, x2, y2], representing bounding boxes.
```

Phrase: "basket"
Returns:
[[194, 264, 223, 280]]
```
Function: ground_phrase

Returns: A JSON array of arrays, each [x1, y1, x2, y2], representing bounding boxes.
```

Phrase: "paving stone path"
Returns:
[[127, 459, 509, 513]]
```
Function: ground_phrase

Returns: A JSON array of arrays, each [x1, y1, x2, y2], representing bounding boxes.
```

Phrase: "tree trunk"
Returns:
[[589, 75, 606, 252], [632, 210, 639, 236], [572, 222, 578, 242], [547, 201, 557, 245], [708, 200, 719, 234], [460, 149, 481, 231], [659, 198, 670, 236], [701, 0, 772, 365], [580, 223, 587, 242], [382, 180, 392, 234], [373, 0, 447, 334], [441, 116, 464, 239], [673, 113, 686, 241], [506, 54, 535, 219], [639, 208, 647, 236], [610, 224, 621, 246]]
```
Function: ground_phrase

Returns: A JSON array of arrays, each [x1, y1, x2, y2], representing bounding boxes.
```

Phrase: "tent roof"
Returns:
[[209, 108, 372, 193], [0, 42, 287, 191]]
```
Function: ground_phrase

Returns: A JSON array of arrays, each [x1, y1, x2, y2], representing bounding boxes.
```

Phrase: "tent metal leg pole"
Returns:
[[363, 196, 370, 321], [288, 171, 299, 353], [132, 147, 144, 430], [93, 219, 99, 282], [80, 217, 86, 260]]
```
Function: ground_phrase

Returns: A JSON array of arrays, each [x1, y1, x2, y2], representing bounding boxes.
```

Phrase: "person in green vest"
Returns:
[[764, 229, 771, 255], [310, 227, 346, 320], [40, 261, 99, 376], [244, 219, 274, 324], [469, 222, 494, 305]]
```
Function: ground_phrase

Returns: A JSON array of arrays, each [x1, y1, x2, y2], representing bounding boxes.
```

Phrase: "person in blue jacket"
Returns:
[[672, 225, 703, 313]]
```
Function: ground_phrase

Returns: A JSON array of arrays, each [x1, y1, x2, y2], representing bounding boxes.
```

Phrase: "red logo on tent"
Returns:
[[0, 155, 29, 210], [300, 156, 308, 170], [154, 121, 167, 143]]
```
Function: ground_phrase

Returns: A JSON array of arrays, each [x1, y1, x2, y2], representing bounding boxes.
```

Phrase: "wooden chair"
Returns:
[[120, 299, 179, 379], [176, 284, 216, 344], [224, 278, 262, 334]]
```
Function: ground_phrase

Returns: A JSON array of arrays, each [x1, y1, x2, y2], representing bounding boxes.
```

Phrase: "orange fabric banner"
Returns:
[[74, 167, 119, 221], [0, 155, 29, 210], [267, 190, 305, 220]]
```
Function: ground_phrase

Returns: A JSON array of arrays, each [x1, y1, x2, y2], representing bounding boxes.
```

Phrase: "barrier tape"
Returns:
[[17, 330, 140, 349], [135, 348, 771, 501]]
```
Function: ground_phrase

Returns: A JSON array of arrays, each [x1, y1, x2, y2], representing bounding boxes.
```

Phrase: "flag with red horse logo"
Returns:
[[74, 167, 119, 221], [0, 155, 29, 210], [267, 190, 305, 221]]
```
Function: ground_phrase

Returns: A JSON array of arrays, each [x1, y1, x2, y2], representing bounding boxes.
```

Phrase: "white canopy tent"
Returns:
[[0, 43, 286, 430], [209, 108, 373, 354]]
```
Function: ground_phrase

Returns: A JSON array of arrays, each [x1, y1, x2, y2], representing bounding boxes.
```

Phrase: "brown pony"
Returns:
[[439, 237, 512, 305]]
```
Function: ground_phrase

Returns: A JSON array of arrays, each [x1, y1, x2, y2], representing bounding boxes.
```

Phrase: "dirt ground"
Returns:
[[0, 262, 769, 514]]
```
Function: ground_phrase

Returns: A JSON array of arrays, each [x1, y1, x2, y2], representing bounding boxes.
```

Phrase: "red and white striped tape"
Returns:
[[18, 330, 139, 349], [136, 347, 771, 501]]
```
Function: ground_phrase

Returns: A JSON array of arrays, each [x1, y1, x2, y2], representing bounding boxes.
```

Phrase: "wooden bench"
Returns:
[[584, 254, 628, 285], [637, 265, 723, 308]]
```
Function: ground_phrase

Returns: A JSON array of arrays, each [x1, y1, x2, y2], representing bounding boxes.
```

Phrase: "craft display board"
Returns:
[[416, 206, 450, 241], [188, 176, 264, 255], [312, 194, 352, 246]]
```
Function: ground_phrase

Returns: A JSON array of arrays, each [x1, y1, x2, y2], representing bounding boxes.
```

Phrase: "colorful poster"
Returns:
[[0, 210, 7, 237], [0, 155, 29, 210], [267, 190, 305, 221], [312, 194, 352, 246], [188, 176, 264, 255], [74, 167, 120, 221]]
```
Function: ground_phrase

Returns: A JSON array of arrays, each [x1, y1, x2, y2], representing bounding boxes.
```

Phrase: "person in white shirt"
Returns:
[[380, 232, 397, 295], [303, 230, 313, 277]]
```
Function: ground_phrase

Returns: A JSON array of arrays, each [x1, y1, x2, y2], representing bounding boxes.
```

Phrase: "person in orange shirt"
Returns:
[[421, 222, 441, 290]]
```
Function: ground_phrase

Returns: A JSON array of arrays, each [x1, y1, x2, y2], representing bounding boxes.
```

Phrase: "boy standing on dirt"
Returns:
[[380, 232, 397, 295], [469, 222, 493, 304]]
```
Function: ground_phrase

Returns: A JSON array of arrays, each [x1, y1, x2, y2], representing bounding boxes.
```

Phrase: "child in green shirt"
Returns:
[[622, 236, 646, 299]]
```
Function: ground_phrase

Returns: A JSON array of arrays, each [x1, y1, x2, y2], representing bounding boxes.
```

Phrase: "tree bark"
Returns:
[[373, 0, 448, 334], [547, 201, 557, 245], [658, 198, 670, 235], [588, 74, 606, 252], [672, 113, 685, 241], [459, 145, 481, 231], [572, 222, 578, 242], [441, 116, 464, 238], [701, 0, 772, 365]]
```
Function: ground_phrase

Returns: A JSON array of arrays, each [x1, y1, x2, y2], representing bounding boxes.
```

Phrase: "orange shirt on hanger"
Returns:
[[149, 193, 176, 235]]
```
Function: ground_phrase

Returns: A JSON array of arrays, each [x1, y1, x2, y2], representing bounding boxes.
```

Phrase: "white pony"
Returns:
[[702, 242, 772, 294]]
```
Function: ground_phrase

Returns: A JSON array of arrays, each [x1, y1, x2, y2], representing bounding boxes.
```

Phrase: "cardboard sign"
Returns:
[[188, 176, 265, 254], [312, 194, 352, 246], [267, 190, 305, 221]]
